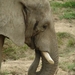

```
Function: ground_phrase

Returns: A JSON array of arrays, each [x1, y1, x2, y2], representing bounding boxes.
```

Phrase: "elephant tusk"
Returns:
[[42, 52, 54, 64]]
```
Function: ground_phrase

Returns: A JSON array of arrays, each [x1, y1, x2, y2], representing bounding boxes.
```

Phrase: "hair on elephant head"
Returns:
[[0, 0, 58, 75]]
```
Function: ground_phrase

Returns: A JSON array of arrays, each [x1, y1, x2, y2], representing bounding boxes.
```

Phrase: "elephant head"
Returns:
[[0, 0, 58, 75], [21, 0, 58, 75]]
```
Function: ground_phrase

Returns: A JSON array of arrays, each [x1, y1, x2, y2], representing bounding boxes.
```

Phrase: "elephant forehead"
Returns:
[[0, 0, 25, 46]]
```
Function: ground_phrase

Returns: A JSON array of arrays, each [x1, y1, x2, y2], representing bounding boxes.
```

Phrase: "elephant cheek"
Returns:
[[35, 35, 51, 52]]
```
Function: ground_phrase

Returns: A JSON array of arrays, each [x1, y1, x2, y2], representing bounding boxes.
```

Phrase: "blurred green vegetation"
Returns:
[[57, 32, 75, 72], [59, 62, 75, 71], [3, 39, 29, 60], [60, 12, 75, 19], [50, 0, 75, 19], [57, 32, 75, 46], [50, 1, 75, 8]]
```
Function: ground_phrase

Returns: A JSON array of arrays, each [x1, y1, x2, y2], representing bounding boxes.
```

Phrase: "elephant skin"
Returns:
[[0, 0, 58, 75]]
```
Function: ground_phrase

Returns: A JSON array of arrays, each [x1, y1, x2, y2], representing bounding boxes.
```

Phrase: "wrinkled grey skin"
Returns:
[[0, 0, 58, 75]]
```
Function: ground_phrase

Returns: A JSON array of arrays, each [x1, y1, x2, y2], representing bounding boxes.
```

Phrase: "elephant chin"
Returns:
[[28, 49, 58, 75]]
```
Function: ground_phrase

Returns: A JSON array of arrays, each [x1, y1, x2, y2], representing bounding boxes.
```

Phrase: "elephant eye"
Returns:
[[43, 24, 48, 29]]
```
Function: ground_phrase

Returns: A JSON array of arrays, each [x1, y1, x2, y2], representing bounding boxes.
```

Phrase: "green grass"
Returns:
[[0, 71, 21, 75], [57, 32, 71, 46], [57, 32, 75, 71], [68, 63, 75, 71], [60, 12, 75, 19], [67, 39, 75, 47], [0, 72, 10, 75], [57, 32, 75, 57], [59, 47, 75, 57], [57, 32, 73, 45], [3, 39, 29, 60], [57, 32, 75, 47], [59, 62, 75, 71], [50, 1, 75, 8], [62, 1, 75, 8], [50, 2, 62, 8], [57, 32, 71, 39], [50, 1, 75, 19]]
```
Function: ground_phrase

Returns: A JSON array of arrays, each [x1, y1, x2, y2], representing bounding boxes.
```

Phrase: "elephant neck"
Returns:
[[28, 50, 40, 75]]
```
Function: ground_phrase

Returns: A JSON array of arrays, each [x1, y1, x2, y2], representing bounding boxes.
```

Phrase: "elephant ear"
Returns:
[[0, 0, 27, 46]]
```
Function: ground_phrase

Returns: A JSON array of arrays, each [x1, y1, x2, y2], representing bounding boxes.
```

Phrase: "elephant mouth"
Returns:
[[26, 35, 54, 65], [25, 37, 55, 67], [31, 36, 55, 65]]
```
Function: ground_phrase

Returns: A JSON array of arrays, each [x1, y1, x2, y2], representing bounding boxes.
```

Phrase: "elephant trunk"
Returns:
[[38, 41, 58, 75], [28, 50, 40, 75], [28, 50, 58, 75], [28, 36, 58, 75], [38, 51, 58, 75]]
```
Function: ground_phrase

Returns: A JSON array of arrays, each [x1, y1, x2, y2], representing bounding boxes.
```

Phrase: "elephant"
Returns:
[[0, 0, 58, 75]]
